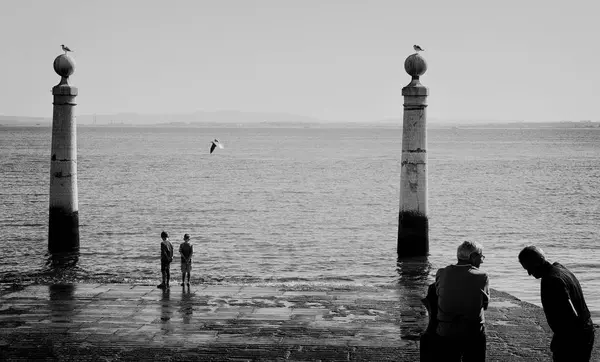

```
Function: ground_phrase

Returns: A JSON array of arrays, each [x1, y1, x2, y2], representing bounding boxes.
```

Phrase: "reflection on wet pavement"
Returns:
[[395, 257, 433, 341], [0, 281, 570, 360]]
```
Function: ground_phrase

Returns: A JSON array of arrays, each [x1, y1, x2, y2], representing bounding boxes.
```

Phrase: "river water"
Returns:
[[1, 124, 598, 319]]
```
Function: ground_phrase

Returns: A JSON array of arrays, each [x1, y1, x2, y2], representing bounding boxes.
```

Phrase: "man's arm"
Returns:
[[179, 244, 186, 262], [434, 268, 443, 296], [481, 274, 490, 310], [160, 243, 166, 259]]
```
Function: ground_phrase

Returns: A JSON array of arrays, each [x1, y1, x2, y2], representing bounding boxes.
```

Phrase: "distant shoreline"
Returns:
[[1, 112, 599, 129], [2, 121, 600, 129]]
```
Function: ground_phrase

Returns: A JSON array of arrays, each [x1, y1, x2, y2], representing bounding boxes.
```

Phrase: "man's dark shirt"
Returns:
[[179, 242, 193, 264], [541, 262, 592, 335], [435, 264, 489, 338], [161, 240, 174, 263]]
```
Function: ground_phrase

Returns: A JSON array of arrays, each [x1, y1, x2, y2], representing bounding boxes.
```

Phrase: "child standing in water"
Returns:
[[179, 234, 193, 286], [158, 231, 174, 289]]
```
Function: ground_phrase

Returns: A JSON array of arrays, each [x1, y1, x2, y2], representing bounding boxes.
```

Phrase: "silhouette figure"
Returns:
[[210, 139, 224, 154], [61, 44, 74, 54]]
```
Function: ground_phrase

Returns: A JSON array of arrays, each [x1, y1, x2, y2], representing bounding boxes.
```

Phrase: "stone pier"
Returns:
[[1, 283, 597, 361], [398, 53, 429, 257], [48, 54, 79, 253]]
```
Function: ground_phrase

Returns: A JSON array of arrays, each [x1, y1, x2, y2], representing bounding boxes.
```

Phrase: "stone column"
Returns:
[[398, 53, 428, 257], [48, 54, 79, 253]]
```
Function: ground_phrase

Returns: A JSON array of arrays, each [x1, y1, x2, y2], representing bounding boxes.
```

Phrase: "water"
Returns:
[[1, 124, 599, 320]]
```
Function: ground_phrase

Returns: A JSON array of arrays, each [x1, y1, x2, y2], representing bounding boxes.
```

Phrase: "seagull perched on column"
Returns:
[[413, 44, 424, 52], [61, 44, 74, 54]]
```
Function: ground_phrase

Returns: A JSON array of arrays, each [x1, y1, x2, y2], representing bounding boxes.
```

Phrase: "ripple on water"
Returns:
[[1, 126, 599, 317]]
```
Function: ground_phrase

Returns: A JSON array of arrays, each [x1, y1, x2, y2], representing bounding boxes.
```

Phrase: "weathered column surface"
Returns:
[[48, 54, 79, 253], [398, 53, 428, 257]]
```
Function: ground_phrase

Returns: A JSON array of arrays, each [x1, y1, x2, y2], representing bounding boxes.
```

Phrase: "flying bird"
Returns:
[[209, 139, 224, 154], [61, 44, 74, 54], [413, 44, 424, 52]]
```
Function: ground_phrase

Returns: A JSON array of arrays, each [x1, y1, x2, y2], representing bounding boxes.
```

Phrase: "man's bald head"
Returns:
[[519, 245, 548, 279]]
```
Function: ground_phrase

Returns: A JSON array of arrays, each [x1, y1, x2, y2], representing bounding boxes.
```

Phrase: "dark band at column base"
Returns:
[[397, 211, 429, 257], [48, 208, 80, 253]]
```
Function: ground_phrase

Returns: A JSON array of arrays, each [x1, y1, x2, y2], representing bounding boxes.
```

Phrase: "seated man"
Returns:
[[435, 240, 490, 361]]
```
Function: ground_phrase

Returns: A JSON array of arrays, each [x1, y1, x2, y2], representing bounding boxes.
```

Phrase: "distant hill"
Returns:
[[372, 118, 600, 128], [0, 116, 51, 126], [75, 111, 326, 126], [1, 113, 598, 129], [444, 121, 600, 129], [0, 111, 325, 127]]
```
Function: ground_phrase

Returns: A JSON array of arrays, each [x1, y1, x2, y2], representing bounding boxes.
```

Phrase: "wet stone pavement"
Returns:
[[0, 283, 598, 361]]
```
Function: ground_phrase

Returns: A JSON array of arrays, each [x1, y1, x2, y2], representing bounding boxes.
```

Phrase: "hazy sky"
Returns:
[[1, 0, 599, 122]]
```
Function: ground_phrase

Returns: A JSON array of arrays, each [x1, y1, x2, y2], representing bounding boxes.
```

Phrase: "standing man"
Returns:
[[158, 231, 174, 289], [179, 233, 193, 287], [518, 245, 595, 361], [435, 240, 489, 361]]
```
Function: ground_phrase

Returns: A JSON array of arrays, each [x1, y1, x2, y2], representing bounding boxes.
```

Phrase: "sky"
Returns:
[[0, 0, 599, 123]]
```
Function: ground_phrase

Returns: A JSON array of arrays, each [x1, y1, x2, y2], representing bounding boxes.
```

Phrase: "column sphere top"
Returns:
[[404, 53, 427, 77], [53, 54, 76, 78]]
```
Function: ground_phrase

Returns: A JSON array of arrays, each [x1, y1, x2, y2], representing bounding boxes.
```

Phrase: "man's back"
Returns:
[[179, 242, 193, 263], [541, 262, 592, 334], [436, 264, 490, 337], [161, 240, 173, 262]]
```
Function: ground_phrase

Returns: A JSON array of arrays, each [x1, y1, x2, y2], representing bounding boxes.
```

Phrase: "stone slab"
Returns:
[[0, 284, 598, 361]]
